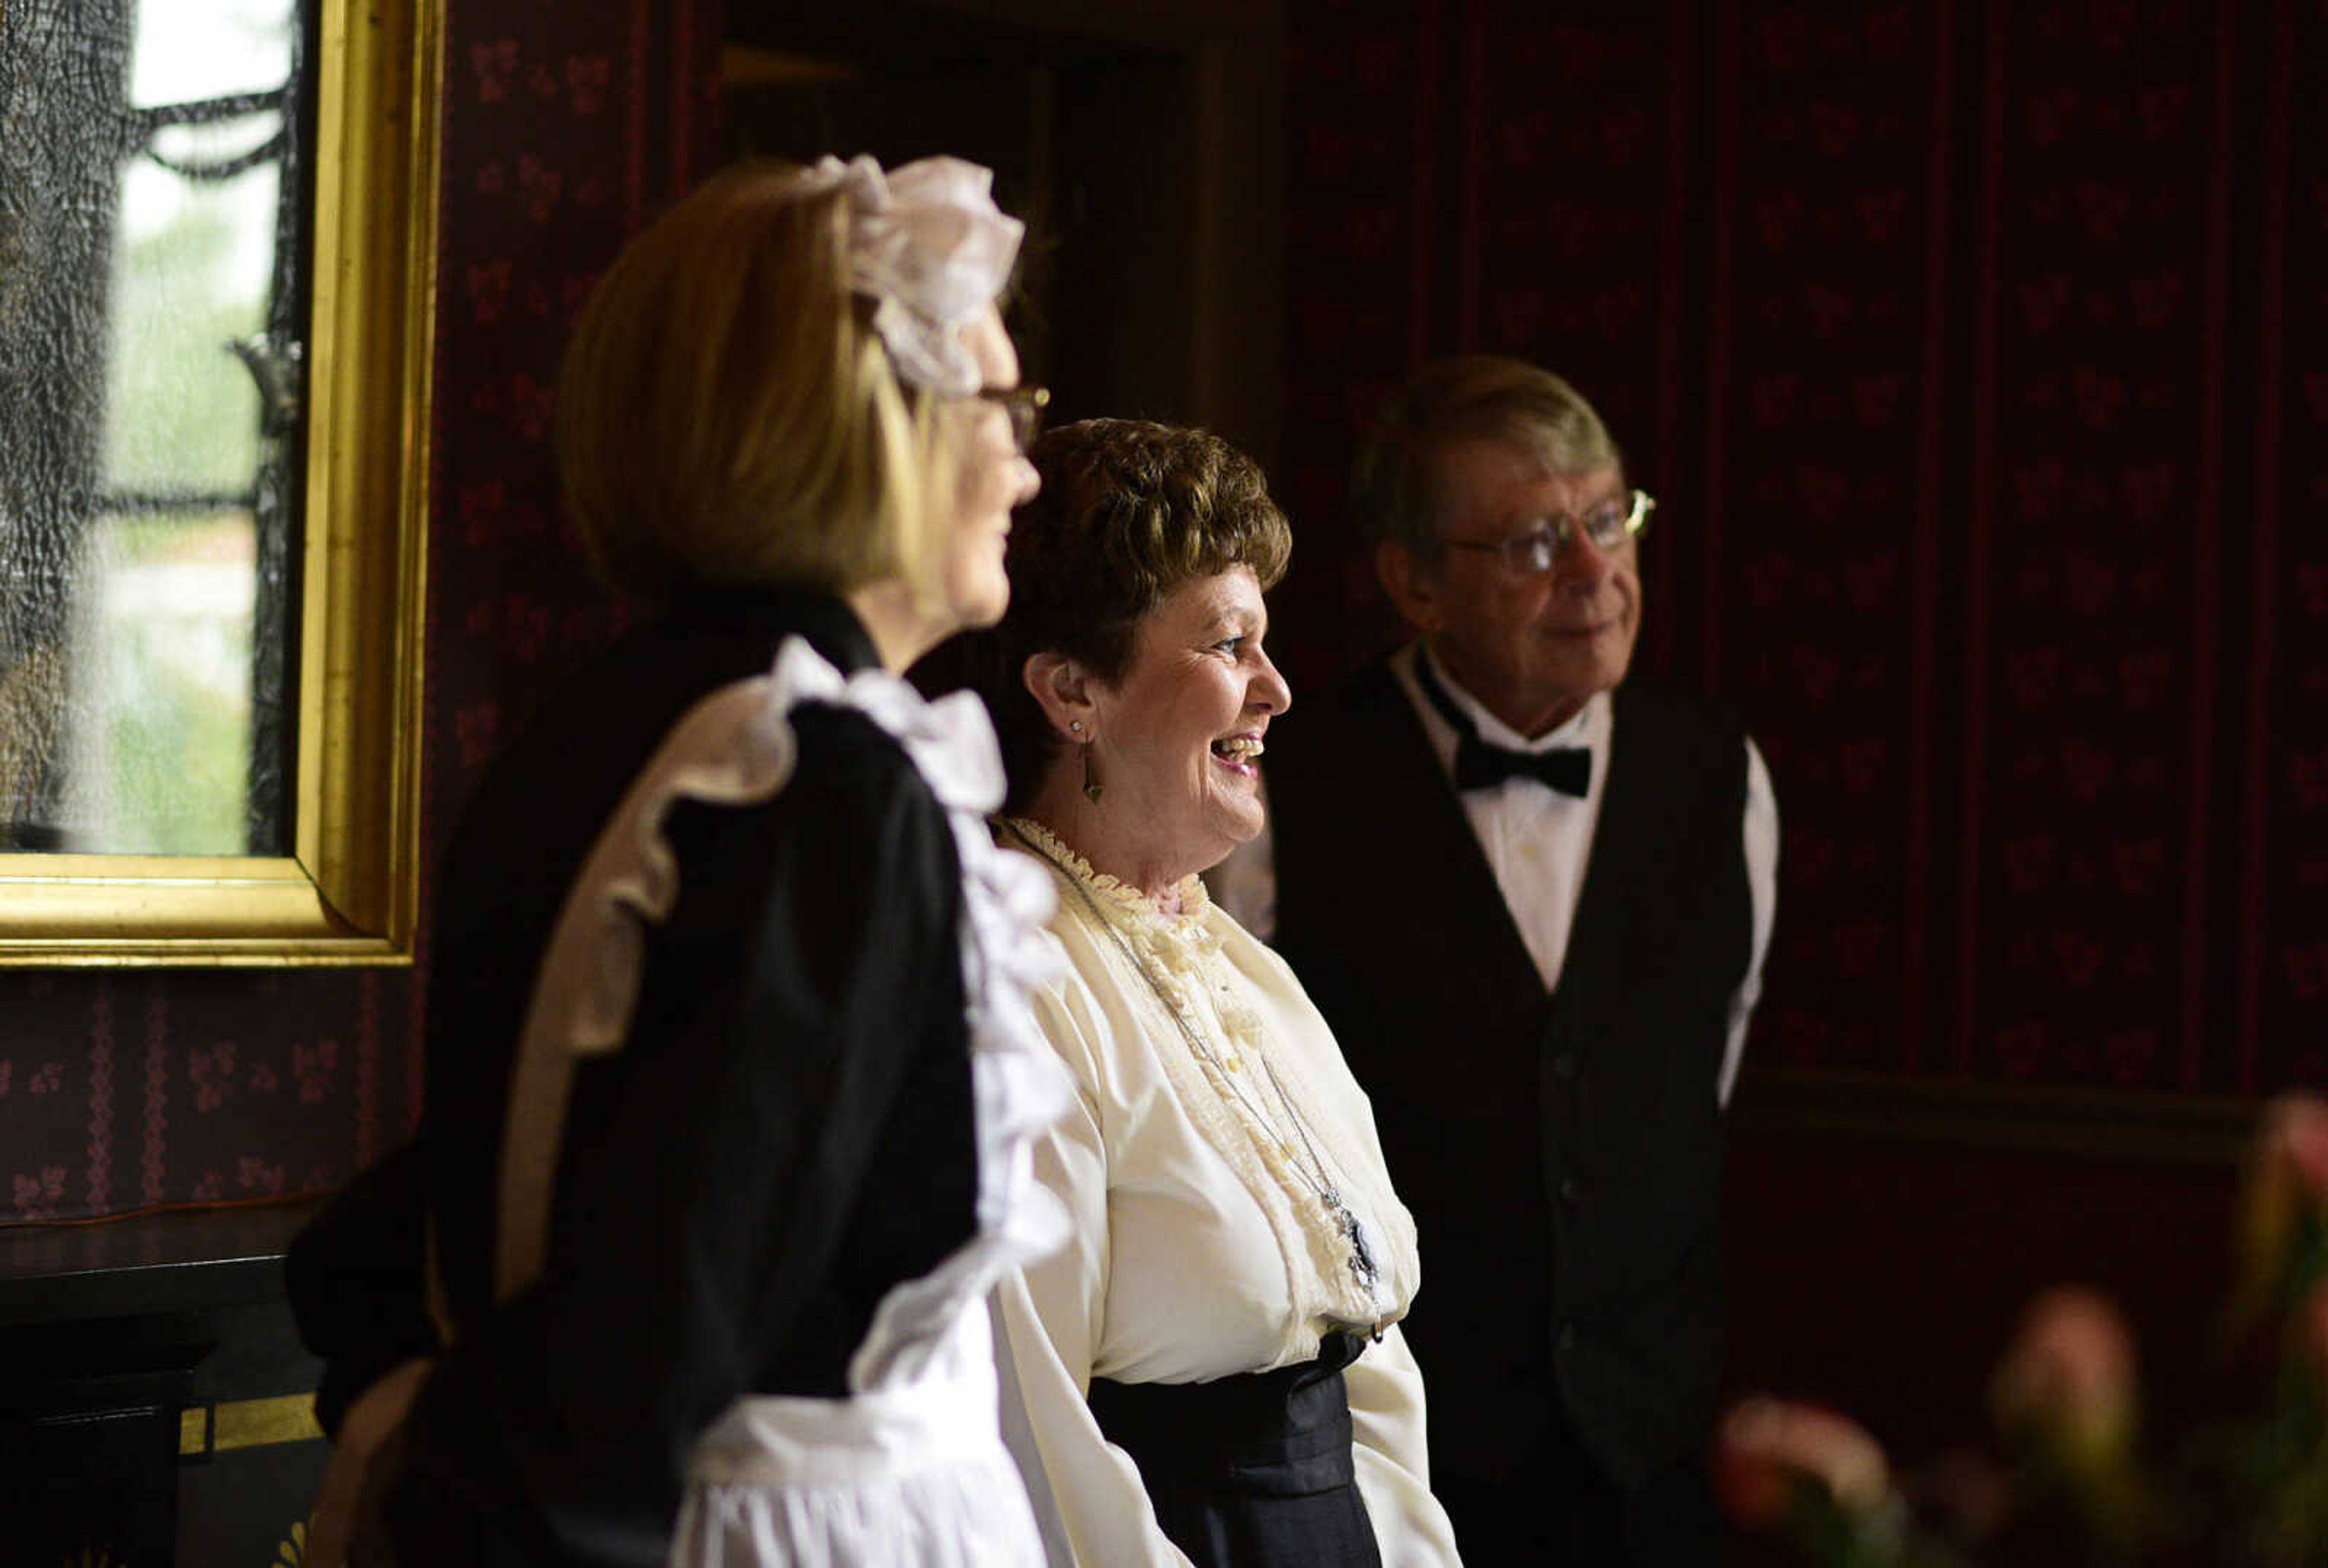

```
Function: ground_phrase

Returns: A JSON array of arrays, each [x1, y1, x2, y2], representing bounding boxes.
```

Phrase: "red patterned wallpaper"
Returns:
[[1954, 0, 2232, 1089], [0, 0, 720, 1223], [1280, 0, 2327, 1096], [2250, 0, 2328, 1088], [8, 0, 2323, 1223], [1711, 1, 1953, 1081]]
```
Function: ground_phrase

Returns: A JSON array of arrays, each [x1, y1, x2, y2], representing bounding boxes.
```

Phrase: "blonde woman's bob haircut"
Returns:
[[557, 161, 962, 605]]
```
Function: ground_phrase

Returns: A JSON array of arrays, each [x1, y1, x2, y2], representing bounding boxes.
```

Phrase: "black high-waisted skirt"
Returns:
[[1085, 1330, 1382, 1568]]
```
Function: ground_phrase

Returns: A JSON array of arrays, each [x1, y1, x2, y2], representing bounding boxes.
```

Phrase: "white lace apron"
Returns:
[[673, 1304, 1034, 1568], [307, 638, 1071, 1568], [637, 642, 1071, 1567]]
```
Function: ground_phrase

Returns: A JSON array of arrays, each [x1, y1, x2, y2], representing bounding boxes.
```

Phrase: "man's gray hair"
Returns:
[[1348, 356, 1622, 558]]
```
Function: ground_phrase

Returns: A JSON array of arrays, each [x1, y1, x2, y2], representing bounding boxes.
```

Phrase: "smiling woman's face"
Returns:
[[1083, 565, 1291, 888]]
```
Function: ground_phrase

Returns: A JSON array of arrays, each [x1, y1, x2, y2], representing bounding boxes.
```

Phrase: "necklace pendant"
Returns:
[[1336, 1200, 1380, 1289]]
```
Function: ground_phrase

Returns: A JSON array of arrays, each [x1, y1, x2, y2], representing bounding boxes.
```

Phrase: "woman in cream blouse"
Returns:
[[971, 418, 1462, 1566]]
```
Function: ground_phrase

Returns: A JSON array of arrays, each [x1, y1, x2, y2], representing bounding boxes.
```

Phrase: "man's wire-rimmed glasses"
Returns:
[[1440, 488, 1656, 575]]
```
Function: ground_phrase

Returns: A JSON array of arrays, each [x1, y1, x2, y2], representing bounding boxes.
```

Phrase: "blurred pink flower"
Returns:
[[1991, 1285, 2136, 1468], [2263, 1095, 2328, 1196], [2238, 1094, 2328, 1321], [1716, 1396, 1893, 1527]]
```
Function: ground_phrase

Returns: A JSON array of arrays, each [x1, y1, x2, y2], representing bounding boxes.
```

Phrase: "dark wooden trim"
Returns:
[[0, 1201, 318, 1330], [1730, 1066, 2256, 1165]]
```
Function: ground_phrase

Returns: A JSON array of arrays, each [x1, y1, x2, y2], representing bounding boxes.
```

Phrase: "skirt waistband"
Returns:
[[1085, 1330, 1368, 1498]]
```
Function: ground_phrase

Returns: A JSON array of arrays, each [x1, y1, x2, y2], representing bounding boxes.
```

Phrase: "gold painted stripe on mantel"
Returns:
[[179, 1393, 325, 1456]]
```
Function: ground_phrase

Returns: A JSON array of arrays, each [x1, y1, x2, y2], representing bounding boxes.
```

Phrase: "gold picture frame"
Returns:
[[0, 0, 440, 966]]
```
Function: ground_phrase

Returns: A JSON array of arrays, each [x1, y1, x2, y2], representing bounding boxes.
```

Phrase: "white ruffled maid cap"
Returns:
[[785, 153, 1025, 397]]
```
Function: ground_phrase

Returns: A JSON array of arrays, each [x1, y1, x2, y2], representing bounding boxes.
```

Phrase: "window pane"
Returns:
[[126, 0, 294, 110], [0, 0, 308, 856], [107, 152, 278, 493], [62, 512, 257, 855]]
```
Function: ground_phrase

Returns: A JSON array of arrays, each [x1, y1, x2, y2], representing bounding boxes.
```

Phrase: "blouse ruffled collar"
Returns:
[[997, 817, 1212, 932], [998, 814, 1408, 1329]]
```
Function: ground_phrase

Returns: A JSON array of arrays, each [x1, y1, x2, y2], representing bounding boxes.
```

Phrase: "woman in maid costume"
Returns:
[[287, 154, 1071, 1567]]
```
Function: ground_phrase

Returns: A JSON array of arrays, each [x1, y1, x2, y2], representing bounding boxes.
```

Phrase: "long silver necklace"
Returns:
[[1002, 819, 1381, 1298]]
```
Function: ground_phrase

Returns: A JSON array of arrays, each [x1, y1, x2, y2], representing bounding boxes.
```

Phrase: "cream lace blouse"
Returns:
[[992, 820, 1463, 1567]]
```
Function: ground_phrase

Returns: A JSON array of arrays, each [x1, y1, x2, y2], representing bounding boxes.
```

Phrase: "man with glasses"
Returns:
[[1261, 356, 1778, 1564]]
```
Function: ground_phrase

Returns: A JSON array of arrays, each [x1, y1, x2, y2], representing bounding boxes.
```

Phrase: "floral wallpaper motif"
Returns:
[[0, 0, 720, 1223]]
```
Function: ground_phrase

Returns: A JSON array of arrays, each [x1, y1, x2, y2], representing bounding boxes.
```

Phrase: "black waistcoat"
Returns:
[[1265, 661, 1751, 1490]]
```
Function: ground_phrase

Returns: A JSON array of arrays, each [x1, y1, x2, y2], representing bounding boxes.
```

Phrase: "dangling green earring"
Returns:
[[1072, 720, 1101, 806]]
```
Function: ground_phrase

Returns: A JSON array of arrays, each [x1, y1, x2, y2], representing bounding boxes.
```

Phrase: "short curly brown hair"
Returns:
[[981, 418, 1291, 810]]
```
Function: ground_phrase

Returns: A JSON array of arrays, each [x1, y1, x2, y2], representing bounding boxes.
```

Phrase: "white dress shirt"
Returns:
[[1388, 642, 1779, 1106]]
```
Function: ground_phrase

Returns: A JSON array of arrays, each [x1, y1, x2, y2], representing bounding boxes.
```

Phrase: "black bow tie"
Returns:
[[1453, 738, 1591, 795], [1412, 654, 1593, 798]]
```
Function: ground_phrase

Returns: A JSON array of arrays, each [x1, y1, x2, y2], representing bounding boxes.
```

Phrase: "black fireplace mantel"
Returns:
[[0, 1199, 318, 1330], [0, 1199, 330, 1567]]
